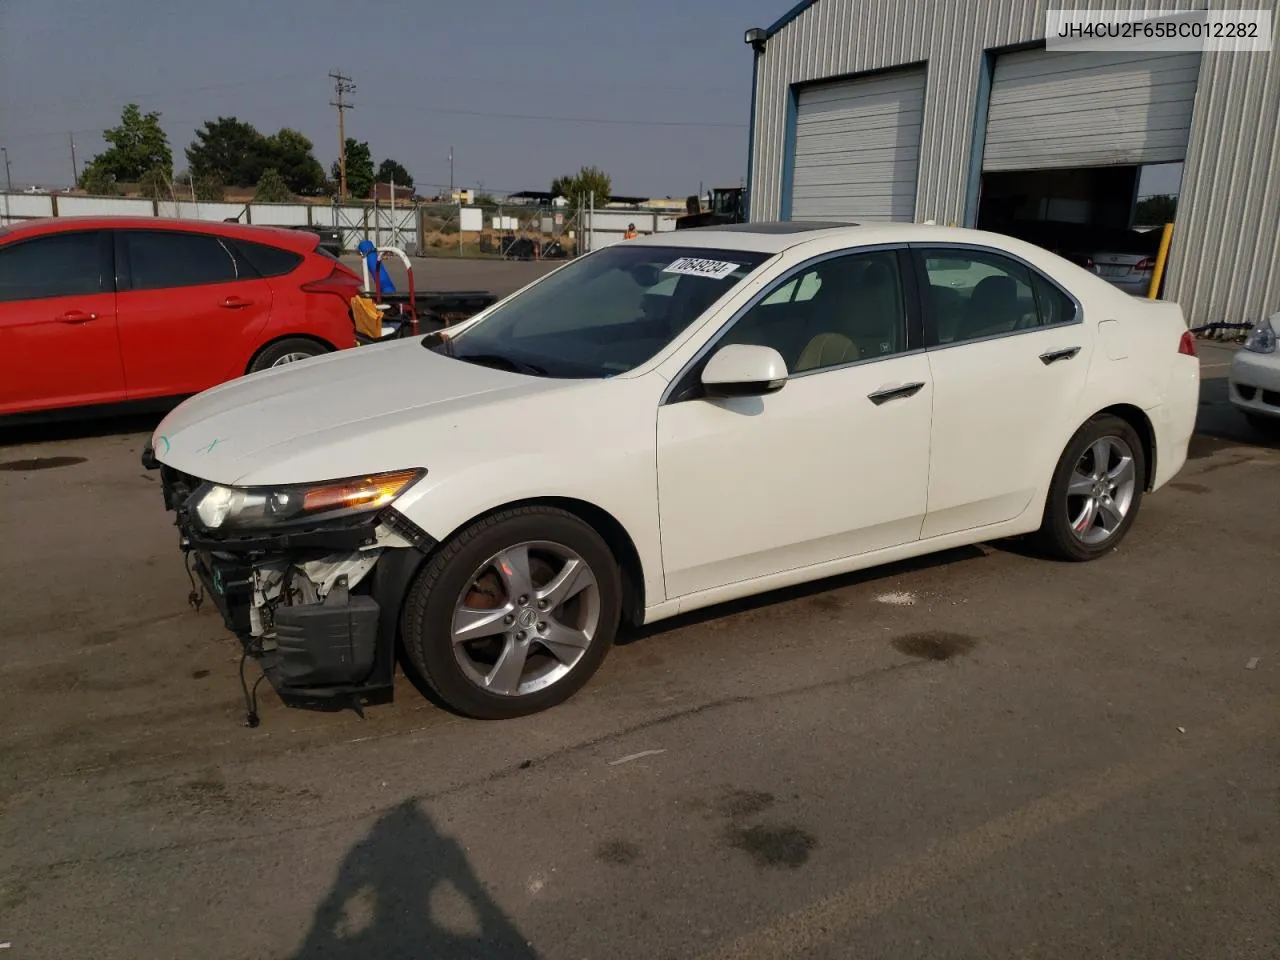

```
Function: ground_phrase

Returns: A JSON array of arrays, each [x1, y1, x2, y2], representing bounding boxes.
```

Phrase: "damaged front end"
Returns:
[[143, 446, 434, 717]]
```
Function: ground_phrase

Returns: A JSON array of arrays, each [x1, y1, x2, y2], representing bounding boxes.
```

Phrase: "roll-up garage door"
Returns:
[[790, 67, 926, 222], [983, 49, 1201, 171]]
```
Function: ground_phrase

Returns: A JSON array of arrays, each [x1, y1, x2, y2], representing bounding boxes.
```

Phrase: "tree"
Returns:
[[331, 138, 374, 199], [193, 173, 226, 202], [253, 168, 293, 203], [186, 117, 269, 187], [138, 166, 171, 199], [80, 103, 172, 185], [266, 128, 326, 195], [1135, 194, 1177, 226], [79, 162, 119, 196], [376, 157, 413, 189], [553, 166, 612, 211]]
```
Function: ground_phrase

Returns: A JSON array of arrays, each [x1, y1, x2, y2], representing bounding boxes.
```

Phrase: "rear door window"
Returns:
[[0, 232, 107, 301], [122, 230, 240, 291]]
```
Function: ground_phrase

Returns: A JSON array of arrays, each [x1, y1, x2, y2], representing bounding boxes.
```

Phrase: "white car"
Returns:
[[145, 222, 1201, 720], [1228, 313, 1280, 433]]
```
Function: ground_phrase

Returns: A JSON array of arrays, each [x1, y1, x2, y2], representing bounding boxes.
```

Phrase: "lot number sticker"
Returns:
[[663, 257, 741, 281]]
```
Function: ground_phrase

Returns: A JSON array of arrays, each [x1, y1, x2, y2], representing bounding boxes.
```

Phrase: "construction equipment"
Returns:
[[675, 186, 746, 230]]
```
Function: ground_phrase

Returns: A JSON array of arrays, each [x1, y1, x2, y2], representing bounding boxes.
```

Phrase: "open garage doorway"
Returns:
[[976, 162, 1185, 295], [973, 45, 1199, 297]]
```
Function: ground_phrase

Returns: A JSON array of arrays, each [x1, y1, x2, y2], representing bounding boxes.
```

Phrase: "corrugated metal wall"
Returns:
[[749, 0, 1280, 327]]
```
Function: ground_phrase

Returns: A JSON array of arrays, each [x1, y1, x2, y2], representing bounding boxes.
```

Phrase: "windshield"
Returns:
[[428, 245, 769, 379]]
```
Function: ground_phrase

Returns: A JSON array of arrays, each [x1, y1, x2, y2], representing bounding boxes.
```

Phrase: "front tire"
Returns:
[[401, 507, 622, 719], [1036, 414, 1146, 561]]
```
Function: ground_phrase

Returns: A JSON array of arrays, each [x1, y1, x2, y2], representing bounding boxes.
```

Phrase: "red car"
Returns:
[[0, 217, 363, 419]]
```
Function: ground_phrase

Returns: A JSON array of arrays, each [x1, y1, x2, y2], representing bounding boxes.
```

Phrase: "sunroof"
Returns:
[[687, 220, 858, 234]]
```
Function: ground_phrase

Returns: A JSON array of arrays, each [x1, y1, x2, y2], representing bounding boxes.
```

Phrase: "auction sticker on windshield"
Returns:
[[664, 257, 741, 281]]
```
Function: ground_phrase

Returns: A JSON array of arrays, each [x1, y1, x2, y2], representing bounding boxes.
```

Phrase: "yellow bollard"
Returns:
[[1147, 221, 1174, 299]]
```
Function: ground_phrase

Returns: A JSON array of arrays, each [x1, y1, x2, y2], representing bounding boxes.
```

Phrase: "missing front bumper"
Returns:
[[148, 449, 433, 712]]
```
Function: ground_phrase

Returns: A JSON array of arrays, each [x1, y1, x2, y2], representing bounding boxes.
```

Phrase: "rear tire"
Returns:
[[1036, 414, 1146, 562], [248, 338, 328, 373], [401, 507, 622, 719]]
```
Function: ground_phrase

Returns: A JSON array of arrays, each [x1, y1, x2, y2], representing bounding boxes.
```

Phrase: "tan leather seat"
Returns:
[[794, 331, 859, 371]]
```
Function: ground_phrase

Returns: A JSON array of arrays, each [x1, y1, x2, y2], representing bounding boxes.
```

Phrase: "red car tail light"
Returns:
[[1134, 257, 1155, 272], [1178, 330, 1197, 357], [302, 265, 362, 302]]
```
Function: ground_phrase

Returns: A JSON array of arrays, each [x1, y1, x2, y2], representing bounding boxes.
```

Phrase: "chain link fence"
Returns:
[[415, 202, 581, 262]]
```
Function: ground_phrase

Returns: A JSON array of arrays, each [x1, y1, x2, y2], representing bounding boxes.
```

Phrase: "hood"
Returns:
[[152, 338, 568, 485]]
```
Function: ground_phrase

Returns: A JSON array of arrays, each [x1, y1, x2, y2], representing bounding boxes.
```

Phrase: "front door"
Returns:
[[0, 229, 123, 415], [913, 245, 1095, 538], [114, 229, 274, 399], [657, 247, 933, 599]]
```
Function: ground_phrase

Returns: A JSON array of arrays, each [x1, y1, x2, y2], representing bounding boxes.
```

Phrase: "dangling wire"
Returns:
[[238, 653, 264, 728], [184, 552, 204, 612]]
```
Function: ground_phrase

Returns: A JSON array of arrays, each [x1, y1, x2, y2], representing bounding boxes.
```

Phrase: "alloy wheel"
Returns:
[[450, 541, 601, 697], [1066, 435, 1138, 545]]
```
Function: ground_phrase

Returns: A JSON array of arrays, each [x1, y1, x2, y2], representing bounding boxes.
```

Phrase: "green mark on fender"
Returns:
[[200, 438, 224, 454], [157, 435, 171, 455]]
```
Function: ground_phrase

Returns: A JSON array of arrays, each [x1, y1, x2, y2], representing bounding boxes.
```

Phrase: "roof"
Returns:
[[763, 0, 820, 38], [0, 216, 321, 251], [626, 221, 1037, 255]]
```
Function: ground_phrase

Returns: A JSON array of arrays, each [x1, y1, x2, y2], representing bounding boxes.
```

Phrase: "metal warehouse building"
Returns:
[[745, 0, 1280, 329]]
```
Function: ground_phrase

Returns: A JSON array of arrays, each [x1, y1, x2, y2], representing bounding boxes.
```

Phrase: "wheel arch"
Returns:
[[1094, 403, 1156, 490], [427, 496, 649, 628], [245, 334, 337, 374]]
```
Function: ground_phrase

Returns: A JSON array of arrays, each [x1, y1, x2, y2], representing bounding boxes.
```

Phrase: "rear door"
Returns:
[[114, 228, 274, 399], [0, 230, 123, 415], [913, 245, 1094, 538]]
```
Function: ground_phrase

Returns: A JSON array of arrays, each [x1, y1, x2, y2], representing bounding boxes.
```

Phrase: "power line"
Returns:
[[328, 71, 356, 200], [418, 106, 747, 129]]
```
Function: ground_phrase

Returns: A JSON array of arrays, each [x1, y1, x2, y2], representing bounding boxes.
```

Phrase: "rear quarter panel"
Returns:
[[1077, 292, 1197, 490], [248, 254, 356, 369]]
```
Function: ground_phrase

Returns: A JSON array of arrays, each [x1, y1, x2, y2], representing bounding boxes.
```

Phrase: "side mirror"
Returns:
[[700, 344, 788, 398]]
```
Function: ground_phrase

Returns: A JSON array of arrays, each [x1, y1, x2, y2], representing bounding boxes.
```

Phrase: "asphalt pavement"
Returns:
[[0, 334, 1276, 959]]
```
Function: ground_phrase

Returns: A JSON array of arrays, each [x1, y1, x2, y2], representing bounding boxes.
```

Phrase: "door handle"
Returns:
[[56, 310, 97, 324], [220, 296, 255, 309], [867, 381, 925, 405], [1040, 346, 1081, 365]]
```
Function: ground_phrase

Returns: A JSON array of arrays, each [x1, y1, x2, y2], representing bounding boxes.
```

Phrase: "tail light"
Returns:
[[1083, 256, 1095, 270], [301, 265, 362, 302], [1134, 257, 1155, 272], [1178, 330, 1197, 357]]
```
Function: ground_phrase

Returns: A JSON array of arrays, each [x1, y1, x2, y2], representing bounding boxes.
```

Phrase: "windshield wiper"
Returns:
[[456, 352, 548, 377]]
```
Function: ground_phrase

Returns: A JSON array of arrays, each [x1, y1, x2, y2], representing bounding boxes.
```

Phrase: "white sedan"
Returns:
[[1228, 313, 1280, 434], [146, 222, 1201, 720]]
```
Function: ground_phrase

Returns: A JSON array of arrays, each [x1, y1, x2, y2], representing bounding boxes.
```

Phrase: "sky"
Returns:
[[0, 0, 785, 197]]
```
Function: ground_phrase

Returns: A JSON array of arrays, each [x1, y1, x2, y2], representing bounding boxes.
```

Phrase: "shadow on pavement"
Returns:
[[293, 799, 537, 960], [621, 544, 988, 645], [0, 410, 167, 447], [1192, 377, 1280, 453]]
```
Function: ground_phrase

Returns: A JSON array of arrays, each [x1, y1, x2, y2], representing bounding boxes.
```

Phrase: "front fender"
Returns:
[[393, 445, 665, 608]]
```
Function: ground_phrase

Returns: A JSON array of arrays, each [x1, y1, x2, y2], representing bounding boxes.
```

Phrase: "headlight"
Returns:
[[188, 469, 424, 531], [1243, 315, 1277, 354]]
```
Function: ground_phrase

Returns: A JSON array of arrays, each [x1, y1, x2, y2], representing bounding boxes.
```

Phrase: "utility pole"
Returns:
[[1, 147, 11, 192], [329, 71, 356, 200], [449, 146, 454, 199], [70, 134, 78, 185]]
